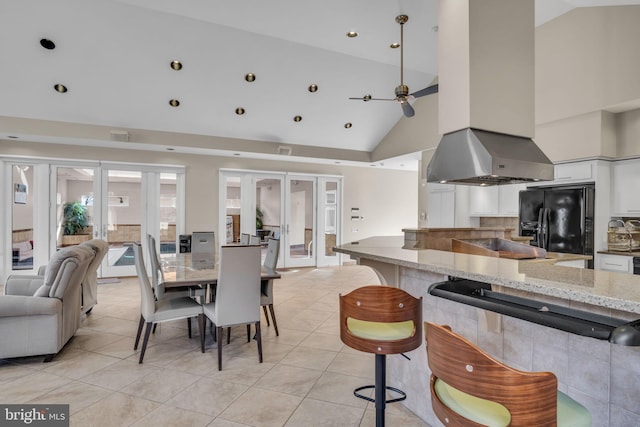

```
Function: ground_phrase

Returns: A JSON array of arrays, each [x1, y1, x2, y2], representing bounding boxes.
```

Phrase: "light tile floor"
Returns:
[[0, 266, 431, 427]]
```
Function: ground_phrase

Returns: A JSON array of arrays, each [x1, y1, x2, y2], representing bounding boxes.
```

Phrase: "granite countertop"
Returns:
[[335, 236, 640, 315]]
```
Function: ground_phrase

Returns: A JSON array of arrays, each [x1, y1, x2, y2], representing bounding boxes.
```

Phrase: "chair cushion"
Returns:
[[33, 284, 50, 297], [347, 317, 414, 341], [434, 379, 591, 427], [434, 378, 511, 426]]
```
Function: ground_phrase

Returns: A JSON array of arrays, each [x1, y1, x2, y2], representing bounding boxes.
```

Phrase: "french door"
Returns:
[[51, 163, 184, 278], [219, 170, 342, 268]]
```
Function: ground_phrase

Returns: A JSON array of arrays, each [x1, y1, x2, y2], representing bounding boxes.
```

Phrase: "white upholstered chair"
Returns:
[[201, 245, 262, 370], [261, 238, 280, 335], [240, 233, 250, 245], [132, 242, 205, 363], [249, 235, 260, 245]]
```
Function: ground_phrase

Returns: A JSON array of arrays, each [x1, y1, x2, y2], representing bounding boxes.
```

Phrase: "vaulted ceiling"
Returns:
[[2, 0, 638, 169]]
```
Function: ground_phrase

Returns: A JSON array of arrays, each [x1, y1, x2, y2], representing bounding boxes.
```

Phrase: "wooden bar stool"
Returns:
[[340, 285, 422, 427], [424, 322, 592, 427]]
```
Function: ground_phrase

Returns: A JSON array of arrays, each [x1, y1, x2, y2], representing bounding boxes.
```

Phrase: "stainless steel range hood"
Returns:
[[426, 128, 554, 185], [427, 0, 554, 186]]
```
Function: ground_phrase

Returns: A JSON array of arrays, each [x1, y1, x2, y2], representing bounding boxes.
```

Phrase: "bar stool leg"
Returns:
[[375, 354, 386, 427]]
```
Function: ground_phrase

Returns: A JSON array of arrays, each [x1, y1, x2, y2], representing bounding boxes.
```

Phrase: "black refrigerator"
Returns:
[[518, 185, 595, 268]]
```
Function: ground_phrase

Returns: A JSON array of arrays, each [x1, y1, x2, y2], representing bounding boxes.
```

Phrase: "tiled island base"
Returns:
[[383, 266, 640, 427]]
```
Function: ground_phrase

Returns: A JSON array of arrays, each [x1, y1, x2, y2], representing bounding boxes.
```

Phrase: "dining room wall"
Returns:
[[0, 139, 418, 252]]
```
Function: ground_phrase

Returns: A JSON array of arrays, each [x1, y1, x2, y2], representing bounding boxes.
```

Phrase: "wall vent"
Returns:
[[110, 130, 129, 142], [277, 145, 292, 156]]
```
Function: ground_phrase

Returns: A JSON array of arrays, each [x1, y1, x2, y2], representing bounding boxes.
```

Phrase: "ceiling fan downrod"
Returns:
[[395, 15, 409, 100]]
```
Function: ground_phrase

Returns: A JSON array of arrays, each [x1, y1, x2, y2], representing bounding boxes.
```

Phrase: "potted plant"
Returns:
[[61, 201, 90, 246], [256, 207, 264, 230]]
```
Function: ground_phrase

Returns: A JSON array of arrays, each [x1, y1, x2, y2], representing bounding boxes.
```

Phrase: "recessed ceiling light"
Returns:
[[245, 73, 256, 82], [363, 94, 372, 101], [166, 147, 175, 151], [7, 135, 19, 139], [233, 153, 241, 156], [390, 43, 400, 49], [335, 161, 341, 164], [169, 99, 180, 107], [439, 180, 447, 184], [170, 60, 182, 71], [40, 39, 55, 50], [54, 84, 67, 93], [293, 115, 302, 122], [308, 84, 318, 93], [344, 123, 352, 129], [235, 107, 245, 115], [346, 31, 358, 38]]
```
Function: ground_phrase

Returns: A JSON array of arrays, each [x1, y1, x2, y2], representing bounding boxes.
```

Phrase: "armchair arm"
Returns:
[[4, 275, 45, 296], [0, 295, 61, 317]]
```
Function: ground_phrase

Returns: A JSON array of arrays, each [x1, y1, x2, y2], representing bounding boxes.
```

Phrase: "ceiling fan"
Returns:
[[349, 14, 439, 118]]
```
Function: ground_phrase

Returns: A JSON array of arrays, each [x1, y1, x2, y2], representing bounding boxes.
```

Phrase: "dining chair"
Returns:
[[147, 234, 206, 302], [191, 231, 215, 268], [201, 245, 262, 370], [132, 242, 205, 363], [240, 233, 250, 245], [424, 322, 591, 427], [261, 238, 280, 335], [249, 235, 260, 245]]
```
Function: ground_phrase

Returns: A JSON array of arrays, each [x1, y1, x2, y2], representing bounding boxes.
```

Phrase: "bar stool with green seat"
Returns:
[[339, 285, 422, 427], [424, 322, 592, 427]]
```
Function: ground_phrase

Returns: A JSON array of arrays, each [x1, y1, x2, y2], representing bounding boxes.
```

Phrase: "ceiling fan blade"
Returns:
[[401, 101, 415, 117], [410, 84, 439, 98], [348, 97, 397, 102]]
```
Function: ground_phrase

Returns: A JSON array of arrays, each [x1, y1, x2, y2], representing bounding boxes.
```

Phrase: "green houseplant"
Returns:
[[63, 201, 89, 236], [256, 207, 264, 230]]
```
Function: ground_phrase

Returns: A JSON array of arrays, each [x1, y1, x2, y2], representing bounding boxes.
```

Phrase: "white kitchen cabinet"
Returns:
[[597, 253, 634, 274], [469, 184, 525, 217], [554, 162, 594, 183], [612, 159, 640, 217], [427, 183, 456, 227]]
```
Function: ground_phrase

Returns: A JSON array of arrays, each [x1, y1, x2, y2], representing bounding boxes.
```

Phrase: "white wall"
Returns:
[[0, 139, 418, 250]]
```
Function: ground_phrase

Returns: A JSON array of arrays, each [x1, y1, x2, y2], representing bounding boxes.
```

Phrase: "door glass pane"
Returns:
[[160, 173, 178, 254], [56, 167, 95, 250], [11, 165, 34, 271], [225, 176, 241, 243], [289, 179, 314, 259], [323, 181, 337, 257], [256, 177, 281, 242], [105, 170, 142, 268]]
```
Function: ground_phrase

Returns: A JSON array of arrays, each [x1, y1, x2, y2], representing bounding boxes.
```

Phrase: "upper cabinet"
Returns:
[[554, 162, 594, 183], [612, 159, 640, 217], [469, 184, 525, 217]]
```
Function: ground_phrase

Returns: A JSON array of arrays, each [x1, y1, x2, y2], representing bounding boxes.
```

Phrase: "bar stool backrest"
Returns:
[[424, 322, 558, 427], [339, 285, 422, 355]]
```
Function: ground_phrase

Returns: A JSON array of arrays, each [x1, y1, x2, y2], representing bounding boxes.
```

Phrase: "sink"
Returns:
[[451, 238, 547, 259]]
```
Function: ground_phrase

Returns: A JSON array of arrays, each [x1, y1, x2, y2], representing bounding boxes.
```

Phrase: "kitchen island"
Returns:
[[335, 236, 640, 427]]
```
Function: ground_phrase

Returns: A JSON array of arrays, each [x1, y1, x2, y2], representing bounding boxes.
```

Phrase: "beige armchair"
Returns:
[[0, 245, 94, 361]]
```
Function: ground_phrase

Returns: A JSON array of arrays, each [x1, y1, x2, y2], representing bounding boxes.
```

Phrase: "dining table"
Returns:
[[159, 252, 280, 298]]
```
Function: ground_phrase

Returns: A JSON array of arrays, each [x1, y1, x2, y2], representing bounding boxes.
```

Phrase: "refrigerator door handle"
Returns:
[[536, 208, 544, 248], [542, 208, 550, 250]]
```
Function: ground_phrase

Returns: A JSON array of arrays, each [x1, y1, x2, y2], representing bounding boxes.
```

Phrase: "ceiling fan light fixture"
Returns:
[[170, 60, 182, 70], [308, 84, 318, 93], [245, 73, 256, 82], [40, 38, 55, 50], [54, 84, 67, 93], [169, 99, 180, 107], [235, 107, 245, 115], [346, 31, 358, 38], [293, 115, 302, 122], [344, 122, 352, 129]]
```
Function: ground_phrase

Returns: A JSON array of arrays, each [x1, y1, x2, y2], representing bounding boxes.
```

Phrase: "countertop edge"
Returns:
[[335, 239, 640, 315]]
